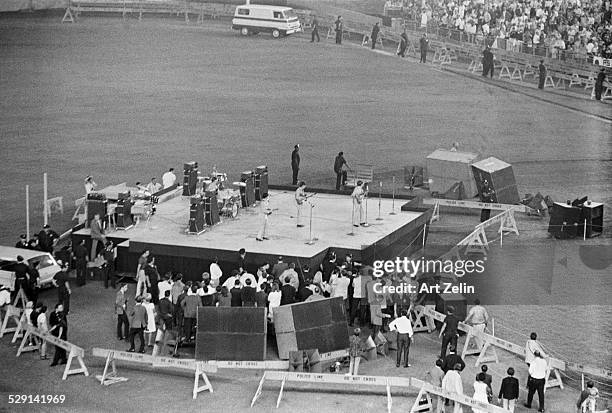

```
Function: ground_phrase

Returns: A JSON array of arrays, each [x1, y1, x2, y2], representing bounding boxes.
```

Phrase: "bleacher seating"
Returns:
[[345, 164, 374, 188]]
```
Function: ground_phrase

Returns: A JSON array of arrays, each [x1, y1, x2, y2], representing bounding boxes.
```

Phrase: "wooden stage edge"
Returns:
[[71, 186, 432, 281]]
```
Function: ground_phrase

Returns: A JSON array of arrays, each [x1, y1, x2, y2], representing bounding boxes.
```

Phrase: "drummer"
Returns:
[[206, 176, 220, 194]]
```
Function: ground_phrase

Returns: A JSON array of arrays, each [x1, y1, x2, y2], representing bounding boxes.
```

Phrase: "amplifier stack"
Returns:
[[86, 192, 107, 228], [204, 191, 220, 226], [240, 171, 256, 207], [183, 162, 199, 196], [188, 196, 205, 235], [115, 191, 133, 230], [254, 165, 268, 201]]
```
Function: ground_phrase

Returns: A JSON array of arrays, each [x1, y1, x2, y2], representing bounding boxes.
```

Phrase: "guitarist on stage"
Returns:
[[295, 181, 311, 228], [256, 193, 273, 242], [351, 181, 366, 227]]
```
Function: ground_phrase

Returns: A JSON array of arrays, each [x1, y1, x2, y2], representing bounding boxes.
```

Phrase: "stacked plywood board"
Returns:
[[426, 149, 480, 198]]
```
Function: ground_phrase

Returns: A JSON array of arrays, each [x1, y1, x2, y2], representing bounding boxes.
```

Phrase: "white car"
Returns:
[[232, 4, 302, 38], [0, 246, 61, 291]]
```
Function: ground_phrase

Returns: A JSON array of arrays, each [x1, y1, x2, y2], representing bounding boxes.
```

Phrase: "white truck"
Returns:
[[0, 247, 61, 291], [232, 4, 302, 38]]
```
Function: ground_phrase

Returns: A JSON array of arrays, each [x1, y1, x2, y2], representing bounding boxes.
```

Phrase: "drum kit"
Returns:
[[217, 188, 241, 219]]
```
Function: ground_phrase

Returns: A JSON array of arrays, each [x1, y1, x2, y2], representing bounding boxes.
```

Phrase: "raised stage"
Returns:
[[72, 187, 431, 280]]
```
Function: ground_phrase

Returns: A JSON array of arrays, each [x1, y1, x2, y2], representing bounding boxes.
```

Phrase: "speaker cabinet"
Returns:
[[195, 307, 267, 361], [189, 197, 205, 233], [204, 191, 220, 226], [471, 157, 520, 205], [548, 202, 582, 239], [254, 165, 268, 201], [240, 171, 256, 207], [183, 161, 198, 196], [273, 297, 349, 359], [115, 198, 133, 229], [581, 202, 604, 238], [86, 199, 107, 228]]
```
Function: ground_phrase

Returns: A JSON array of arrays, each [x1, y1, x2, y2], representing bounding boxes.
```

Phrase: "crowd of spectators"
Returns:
[[397, 0, 612, 58]]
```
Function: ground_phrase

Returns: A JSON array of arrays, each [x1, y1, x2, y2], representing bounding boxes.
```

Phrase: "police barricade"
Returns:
[[250, 371, 412, 413], [17, 325, 89, 380], [410, 378, 509, 413], [0, 288, 28, 338]]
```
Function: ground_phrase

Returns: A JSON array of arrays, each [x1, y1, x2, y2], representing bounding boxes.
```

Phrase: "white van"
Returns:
[[0, 247, 61, 291], [232, 4, 302, 38]]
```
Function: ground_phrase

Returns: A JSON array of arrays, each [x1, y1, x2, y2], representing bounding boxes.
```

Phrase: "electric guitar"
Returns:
[[264, 208, 279, 216], [296, 193, 316, 206]]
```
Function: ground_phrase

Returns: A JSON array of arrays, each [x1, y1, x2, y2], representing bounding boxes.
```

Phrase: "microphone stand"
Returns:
[[305, 201, 318, 245], [376, 181, 383, 221], [362, 189, 370, 227], [390, 176, 397, 215], [348, 197, 356, 236]]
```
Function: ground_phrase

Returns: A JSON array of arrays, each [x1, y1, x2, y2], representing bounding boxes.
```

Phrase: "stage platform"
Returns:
[[72, 188, 431, 280]]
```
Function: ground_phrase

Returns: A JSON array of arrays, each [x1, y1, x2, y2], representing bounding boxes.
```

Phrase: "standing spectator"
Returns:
[[464, 298, 489, 351], [27, 234, 40, 250], [146, 177, 162, 194], [154, 290, 174, 357], [296, 279, 313, 302], [127, 296, 148, 353], [538, 60, 547, 89], [370, 297, 390, 338], [291, 144, 300, 185], [142, 293, 156, 348], [37, 305, 49, 360], [348, 327, 363, 375], [241, 278, 257, 306], [255, 283, 268, 307], [482, 46, 494, 78], [330, 270, 350, 308], [102, 241, 117, 289], [145, 256, 160, 304], [170, 273, 184, 305], [397, 31, 408, 57], [268, 282, 282, 320], [84, 175, 97, 194], [388, 309, 414, 368], [72, 240, 88, 287], [426, 359, 445, 412], [180, 286, 199, 344], [525, 351, 547, 412], [27, 261, 40, 307], [49, 303, 68, 366], [230, 279, 243, 307], [371, 22, 380, 50], [334, 152, 348, 190], [473, 373, 491, 413], [441, 363, 464, 413], [271, 257, 289, 281], [38, 224, 59, 254], [158, 273, 173, 300], [310, 15, 320, 43], [499, 367, 519, 412], [525, 332, 546, 366], [335, 16, 343, 44], [209, 257, 222, 288], [115, 284, 129, 340], [162, 168, 177, 189], [280, 263, 300, 290], [442, 346, 465, 373], [480, 364, 493, 400], [89, 215, 106, 261], [439, 306, 459, 358], [420, 33, 429, 63], [217, 286, 231, 307], [280, 277, 297, 305], [52, 262, 71, 314], [135, 251, 150, 298], [595, 68, 606, 101]]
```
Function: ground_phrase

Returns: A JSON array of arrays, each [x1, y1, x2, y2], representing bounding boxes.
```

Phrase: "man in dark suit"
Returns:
[[90, 214, 106, 261], [155, 290, 174, 356], [439, 306, 460, 358], [271, 256, 289, 281], [498, 367, 519, 411], [291, 144, 300, 185], [371, 22, 380, 50], [334, 152, 348, 190], [115, 284, 129, 340], [241, 278, 257, 306], [13, 255, 32, 301], [280, 277, 296, 305], [49, 303, 68, 366], [419, 33, 429, 63], [15, 234, 29, 249], [72, 240, 88, 287], [128, 296, 148, 353], [237, 248, 247, 273], [144, 256, 160, 304]]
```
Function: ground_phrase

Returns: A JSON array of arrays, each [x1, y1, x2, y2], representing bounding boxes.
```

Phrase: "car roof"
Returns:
[[0, 246, 53, 262], [237, 4, 293, 11]]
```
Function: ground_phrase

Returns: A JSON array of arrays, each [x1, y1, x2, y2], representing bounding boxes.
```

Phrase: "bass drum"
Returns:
[[221, 198, 239, 218]]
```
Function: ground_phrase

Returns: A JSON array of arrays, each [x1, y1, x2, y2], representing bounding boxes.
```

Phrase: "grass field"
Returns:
[[0, 14, 610, 412]]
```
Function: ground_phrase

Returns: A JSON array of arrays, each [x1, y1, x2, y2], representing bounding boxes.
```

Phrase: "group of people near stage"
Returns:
[[400, 0, 612, 59]]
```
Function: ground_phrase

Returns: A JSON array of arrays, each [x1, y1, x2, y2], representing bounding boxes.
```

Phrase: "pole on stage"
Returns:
[[390, 176, 397, 215], [362, 187, 370, 227], [376, 181, 383, 221], [26, 185, 30, 240], [422, 223, 426, 250], [348, 199, 356, 236], [43, 173, 48, 226]]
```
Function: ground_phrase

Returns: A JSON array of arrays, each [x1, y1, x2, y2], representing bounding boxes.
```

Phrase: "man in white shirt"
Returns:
[[267, 282, 282, 321], [157, 275, 173, 299], [222, 270, 241, 290], [295, 181, 308, 228], [209, 257, 222, 288], [84, 176, 97, 194], [441, 364, 464, 413], [525, 351, 547, 412], [349, 273, 364, 326], [464, 298, 490, 351], [146, 177, 162, 194], [279, 263, 300, 290], [162, 168, 177, 189], [256, 193, 272, 242], [0, 286, 11, 320], [331, 271, 350, 311], [240, 272, 257, 290], [525, 332, 546, 366], [388, 309, 414, 368]]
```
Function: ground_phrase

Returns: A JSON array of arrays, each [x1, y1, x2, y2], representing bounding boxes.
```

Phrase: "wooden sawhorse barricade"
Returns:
[[0, 287, 28, 338], [410, 378, 509, 413], [251, 371, 412, 413], [17, 325, 89, 380], [92, 348, 217, 399]]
